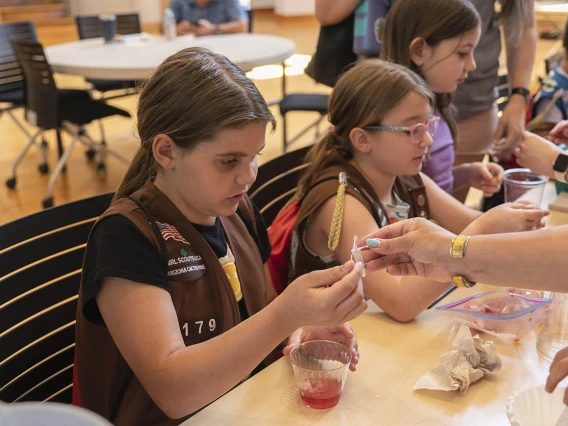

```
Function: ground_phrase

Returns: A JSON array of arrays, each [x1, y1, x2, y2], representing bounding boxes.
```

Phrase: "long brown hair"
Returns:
[[114, 47, 276, 201], [379, 0, 480, 142], [296, 59, 434, 199]]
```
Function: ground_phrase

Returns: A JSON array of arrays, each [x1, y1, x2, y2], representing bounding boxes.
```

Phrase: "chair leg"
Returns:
[[97, 120, 107, 146], [6, 129, 45, 190], [42, 133, 79, 209], [5, 109, 31, 138], [80, 131, 129, 165], [282, 114, 288, 154], [287, 114, 327, 148]]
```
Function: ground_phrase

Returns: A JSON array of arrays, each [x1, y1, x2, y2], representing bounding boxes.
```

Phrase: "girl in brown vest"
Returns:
[[285, 59, 548, 324], [74, 47, 366, 426]]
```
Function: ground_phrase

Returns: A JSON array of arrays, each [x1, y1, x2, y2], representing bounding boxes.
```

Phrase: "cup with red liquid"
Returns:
[[289, 340, 351, 409]]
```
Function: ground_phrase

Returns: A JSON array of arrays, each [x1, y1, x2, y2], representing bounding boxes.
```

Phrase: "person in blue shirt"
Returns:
[[169, 0, 248, 36], [531, 19, 568, 134]]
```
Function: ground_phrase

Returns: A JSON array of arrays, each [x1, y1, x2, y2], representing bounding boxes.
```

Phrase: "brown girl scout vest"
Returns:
[[75, 180, 275, 426], [290, 156, 430, 280]]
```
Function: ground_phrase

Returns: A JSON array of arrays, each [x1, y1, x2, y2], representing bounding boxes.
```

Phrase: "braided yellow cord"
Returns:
[[327, 173, 347, 252]]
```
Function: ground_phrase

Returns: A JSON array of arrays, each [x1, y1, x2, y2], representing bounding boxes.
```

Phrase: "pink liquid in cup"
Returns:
[[299, 377, 343, 409], [290, 340, 351, 409]]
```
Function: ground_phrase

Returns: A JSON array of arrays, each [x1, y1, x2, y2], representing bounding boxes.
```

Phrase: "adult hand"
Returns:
[[465, 201, 549, 235], [515, 131, 563, 178], [466, 162, 504, 197], [492, 96, 527, 159], [275, 261, 367, 331], [548, 120, 568, 145], [176, 20, 193, 35], [283, 323, 359, 371], [194, 19, 216, 36], [546, 345, 568, 404], [358, 218, 456, 282]]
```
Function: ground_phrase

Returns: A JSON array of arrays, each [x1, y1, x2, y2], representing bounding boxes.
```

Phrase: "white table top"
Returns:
[[45, 33, 295, 80], [182, 184, 568, 426]]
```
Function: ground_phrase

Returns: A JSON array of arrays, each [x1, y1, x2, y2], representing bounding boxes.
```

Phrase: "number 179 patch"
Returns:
[[179, 316, 219, 341]]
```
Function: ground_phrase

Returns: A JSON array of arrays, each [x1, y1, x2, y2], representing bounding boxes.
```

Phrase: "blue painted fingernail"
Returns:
[[366, 238, 380, 248]]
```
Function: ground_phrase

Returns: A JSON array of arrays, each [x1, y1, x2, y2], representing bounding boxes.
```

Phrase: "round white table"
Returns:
[[45, 33, 295, 80]]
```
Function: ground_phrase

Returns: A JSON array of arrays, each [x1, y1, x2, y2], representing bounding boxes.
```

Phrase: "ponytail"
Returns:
[[113, 145, 155, 201], [296, 132, 349, 199]]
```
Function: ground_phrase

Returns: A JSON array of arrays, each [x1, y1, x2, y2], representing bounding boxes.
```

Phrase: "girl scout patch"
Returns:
[[167, 244, 207, 281]]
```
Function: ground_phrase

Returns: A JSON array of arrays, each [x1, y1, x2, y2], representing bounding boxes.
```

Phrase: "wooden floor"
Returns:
[[0, 12, 560, 224]]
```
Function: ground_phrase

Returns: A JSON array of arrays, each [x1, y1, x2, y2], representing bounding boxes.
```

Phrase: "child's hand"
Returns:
[[283, 323, 359, 371], [492, 96, 526, 159], [464, 201, 550, 235], [546, 346, 568, 404], [548, 120, 568, 145], [515, 131, 563, 178], [275, 261, 367, 331], [466, 162, 503, 197]]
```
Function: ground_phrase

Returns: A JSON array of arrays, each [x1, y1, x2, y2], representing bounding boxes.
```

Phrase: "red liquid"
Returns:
[[299, 377, 342, 409]]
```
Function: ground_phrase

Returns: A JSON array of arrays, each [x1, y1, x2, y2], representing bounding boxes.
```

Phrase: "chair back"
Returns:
[[249, 145, 311, 226], [0, 192, 113, 404], [10, 39, 59, 129], [75, 14, 141, 40], [0, 21, 36, 95]]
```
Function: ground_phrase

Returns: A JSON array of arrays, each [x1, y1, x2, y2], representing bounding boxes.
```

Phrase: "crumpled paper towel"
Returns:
[[414, 325, 501, 395]]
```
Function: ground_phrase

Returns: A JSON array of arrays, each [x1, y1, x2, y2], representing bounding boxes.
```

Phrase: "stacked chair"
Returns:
[[0, 21, 49, 175]]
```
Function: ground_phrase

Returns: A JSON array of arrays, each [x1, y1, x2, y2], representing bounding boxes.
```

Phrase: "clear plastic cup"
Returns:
[[537, 292, 568, 361], [289, 340, 351, 409], [503, 168, 548, 207]]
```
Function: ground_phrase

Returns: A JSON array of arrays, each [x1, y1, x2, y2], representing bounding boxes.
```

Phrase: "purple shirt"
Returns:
[[421, 111, 455, 193]]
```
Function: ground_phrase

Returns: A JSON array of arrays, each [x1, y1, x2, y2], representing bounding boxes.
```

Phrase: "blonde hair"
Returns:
[[115, 47, 276, 201], [296, 59, 434, 199]]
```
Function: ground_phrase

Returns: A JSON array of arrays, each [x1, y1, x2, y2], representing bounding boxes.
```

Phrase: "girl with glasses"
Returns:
[[273, 59, 548, 323], [380, 0, 503, 199]]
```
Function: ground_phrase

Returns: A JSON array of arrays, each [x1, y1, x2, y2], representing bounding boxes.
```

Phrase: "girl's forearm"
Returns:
[[148, 300, 294, 418]]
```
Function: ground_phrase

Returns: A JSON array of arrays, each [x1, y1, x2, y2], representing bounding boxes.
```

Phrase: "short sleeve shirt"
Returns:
[[81, 202, 270, 326], [168, 0, 248, 25]]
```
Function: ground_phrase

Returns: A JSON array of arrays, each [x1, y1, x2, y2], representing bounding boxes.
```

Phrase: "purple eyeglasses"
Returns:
[[363, 115, 440, 144]]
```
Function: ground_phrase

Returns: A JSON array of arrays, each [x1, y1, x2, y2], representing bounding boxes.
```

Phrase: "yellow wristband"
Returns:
[[450, 235, 471, 259]]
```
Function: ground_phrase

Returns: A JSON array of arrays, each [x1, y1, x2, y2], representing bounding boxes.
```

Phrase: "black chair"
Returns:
[[76, 13, 141, 40], [0, 21, 49, 173], [249, 145, 311, 226], [0, 192, 113, 404], [75, 14, 140, 144], [278, 61, 329, 153], [279, 93, 328, 153], [9, 39, 131, 208]]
